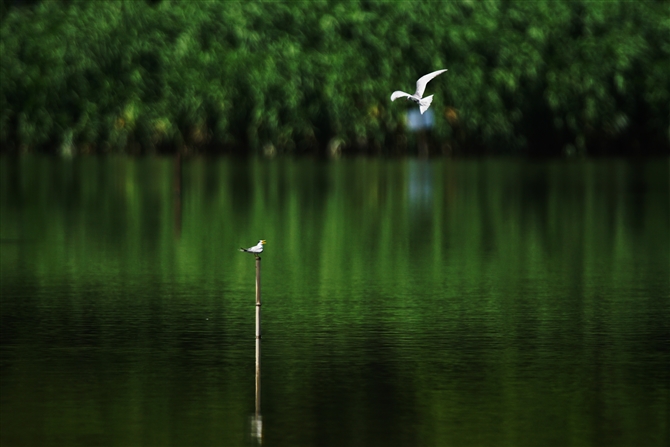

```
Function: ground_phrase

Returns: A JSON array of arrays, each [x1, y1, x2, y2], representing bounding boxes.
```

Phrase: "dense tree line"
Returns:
[[1, 0, 668, 155]]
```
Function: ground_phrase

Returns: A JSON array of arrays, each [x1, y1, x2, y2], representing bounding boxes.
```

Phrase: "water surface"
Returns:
[[1, 156, 668, 447]]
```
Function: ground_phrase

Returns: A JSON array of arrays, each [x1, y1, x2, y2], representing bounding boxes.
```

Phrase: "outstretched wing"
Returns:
[[414, 69, 448, 99], [391, 90, 413, 101], [419, 95, 434, 114]]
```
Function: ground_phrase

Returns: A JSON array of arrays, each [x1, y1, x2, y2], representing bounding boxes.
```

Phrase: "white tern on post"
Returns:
[[390, 69, 448, 115], [240, 240, 266, 339]]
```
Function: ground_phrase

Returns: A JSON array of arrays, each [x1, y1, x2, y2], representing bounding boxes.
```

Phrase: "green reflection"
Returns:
[[0, 156, 668, 447]]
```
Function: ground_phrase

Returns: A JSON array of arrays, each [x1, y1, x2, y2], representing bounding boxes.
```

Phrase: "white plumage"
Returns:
[[240, 240, 266, 255], [390, 69, 448, 114]]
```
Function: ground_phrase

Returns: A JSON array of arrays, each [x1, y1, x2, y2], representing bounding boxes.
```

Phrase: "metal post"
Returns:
[[255, 256, 261, 339]]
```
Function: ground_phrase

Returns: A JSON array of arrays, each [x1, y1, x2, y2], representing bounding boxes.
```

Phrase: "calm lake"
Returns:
[[1, 156, 668, 447]]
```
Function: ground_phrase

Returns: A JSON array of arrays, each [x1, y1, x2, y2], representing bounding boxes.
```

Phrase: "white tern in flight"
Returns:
[[390, 69, 448, 114]]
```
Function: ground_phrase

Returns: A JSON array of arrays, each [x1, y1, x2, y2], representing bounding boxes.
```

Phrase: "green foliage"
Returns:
[[1, 0, 668, 155]]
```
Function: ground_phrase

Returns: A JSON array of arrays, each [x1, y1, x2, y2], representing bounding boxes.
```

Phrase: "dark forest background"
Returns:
[[1, 0, 668, 156]]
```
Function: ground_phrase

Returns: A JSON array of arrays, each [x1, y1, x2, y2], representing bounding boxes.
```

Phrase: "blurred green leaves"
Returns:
[[0, 0, 668, 155]]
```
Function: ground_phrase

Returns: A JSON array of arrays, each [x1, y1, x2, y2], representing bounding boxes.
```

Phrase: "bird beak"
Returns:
[[261, 240, 266, 244]]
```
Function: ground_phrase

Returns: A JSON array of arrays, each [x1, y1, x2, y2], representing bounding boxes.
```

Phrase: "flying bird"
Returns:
[[390, 69, 448, 114], [240, 240, 266, 256]]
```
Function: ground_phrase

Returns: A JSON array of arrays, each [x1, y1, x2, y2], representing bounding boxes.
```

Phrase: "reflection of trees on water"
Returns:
[[173, 153, 182, 239], [0, 157, 667, 446]]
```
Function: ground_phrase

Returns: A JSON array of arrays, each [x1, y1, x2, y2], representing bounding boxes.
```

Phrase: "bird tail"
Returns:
[[239, 248, 248, 252], [419, 95, 434, 114]]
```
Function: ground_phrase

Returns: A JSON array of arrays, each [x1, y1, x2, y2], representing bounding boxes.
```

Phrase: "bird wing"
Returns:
[[414, 69, 448, 99], [391, 91, 413, 101], [419, 95, 434, 114]]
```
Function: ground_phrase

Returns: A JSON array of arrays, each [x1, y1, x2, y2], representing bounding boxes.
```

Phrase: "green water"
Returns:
[[1, 156, 668, 447]]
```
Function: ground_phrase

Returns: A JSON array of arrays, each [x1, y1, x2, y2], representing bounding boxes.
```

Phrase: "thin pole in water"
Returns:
[[251, 336, 262, 443], [255, 336, 262, 416], [255, 337, 261, 411], [255, 256, 261, 339], [250, 255, 263, 444]]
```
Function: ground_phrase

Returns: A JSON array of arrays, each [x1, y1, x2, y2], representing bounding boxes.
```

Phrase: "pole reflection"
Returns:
[[250, 337, 262, 444]]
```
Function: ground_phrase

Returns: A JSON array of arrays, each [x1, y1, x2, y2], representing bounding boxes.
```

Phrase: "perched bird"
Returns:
[[240, 240, 266, 257], [390, 69, 448, 114]]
